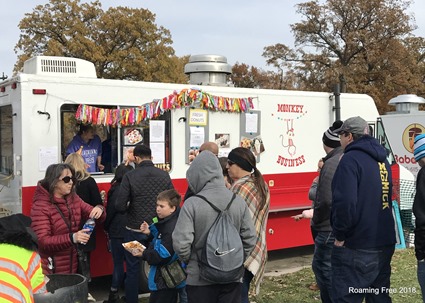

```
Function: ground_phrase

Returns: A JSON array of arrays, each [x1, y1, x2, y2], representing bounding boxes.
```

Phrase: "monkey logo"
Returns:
[[280, 118, 297, 157]]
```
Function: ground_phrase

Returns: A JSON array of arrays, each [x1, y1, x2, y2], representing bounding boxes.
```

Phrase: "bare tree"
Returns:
[[263, 0, 424, 113]]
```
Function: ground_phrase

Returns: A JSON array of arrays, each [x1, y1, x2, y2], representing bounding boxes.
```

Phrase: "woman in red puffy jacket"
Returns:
[[30, 163, 105, 274]]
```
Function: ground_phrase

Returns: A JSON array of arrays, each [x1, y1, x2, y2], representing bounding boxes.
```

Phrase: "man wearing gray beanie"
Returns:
[[311, 120, 343, 303]]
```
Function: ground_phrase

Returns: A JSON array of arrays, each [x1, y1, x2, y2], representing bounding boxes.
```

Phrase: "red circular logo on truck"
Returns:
[[402, 123, 425, 153]]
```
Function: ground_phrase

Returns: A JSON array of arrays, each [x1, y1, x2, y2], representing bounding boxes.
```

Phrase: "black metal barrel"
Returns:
[[34, 274, 88, 303]]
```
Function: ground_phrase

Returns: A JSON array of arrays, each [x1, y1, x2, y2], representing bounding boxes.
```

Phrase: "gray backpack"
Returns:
[[195, 194, 245, 283]]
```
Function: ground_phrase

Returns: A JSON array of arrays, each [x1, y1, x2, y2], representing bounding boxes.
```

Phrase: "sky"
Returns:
[[1, 0, 424, 78]]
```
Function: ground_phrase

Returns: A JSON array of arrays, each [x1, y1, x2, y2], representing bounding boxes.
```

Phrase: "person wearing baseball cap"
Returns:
[[333, 116, 370, 150], [331, 116, 396, 302], [413, 133, 425, 301]]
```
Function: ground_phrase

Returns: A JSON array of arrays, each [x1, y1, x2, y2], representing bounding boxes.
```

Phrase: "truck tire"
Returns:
[[139, 260, 150, 293]]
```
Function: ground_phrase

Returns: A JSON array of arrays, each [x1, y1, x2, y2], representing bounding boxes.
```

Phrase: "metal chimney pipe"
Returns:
[[334, 83, 341, 121], [184, 54, 232, 86]]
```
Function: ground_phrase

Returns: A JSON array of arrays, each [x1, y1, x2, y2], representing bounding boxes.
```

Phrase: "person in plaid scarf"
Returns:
[[226, 147, 270, 303]]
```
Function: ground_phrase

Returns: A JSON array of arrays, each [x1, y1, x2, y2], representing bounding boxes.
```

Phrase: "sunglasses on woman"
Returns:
[[60, 176, 75, 184], [227, 160, 235, 166]]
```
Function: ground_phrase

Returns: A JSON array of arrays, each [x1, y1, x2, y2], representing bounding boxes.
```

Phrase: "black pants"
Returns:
[[149, 288, 178, 303], [77, 250, 91, 282], [187, 283, 242, 303]]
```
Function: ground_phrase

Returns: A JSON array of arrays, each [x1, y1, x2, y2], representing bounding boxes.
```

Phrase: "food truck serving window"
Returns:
[[0, 105, 13, 176], [60, 104, 172, 174]]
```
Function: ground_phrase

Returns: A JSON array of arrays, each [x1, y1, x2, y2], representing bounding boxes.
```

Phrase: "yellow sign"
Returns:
[[189, 109, 208, 126]]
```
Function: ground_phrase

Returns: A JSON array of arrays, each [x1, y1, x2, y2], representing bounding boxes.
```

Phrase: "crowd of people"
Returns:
[[292, 116, 405, 303], [1, 116, 425, 303]]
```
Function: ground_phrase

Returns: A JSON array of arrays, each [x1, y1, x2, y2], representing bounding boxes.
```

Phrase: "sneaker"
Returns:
[[308, 282, 320, 291], [103, 291, 119, 303], [87, 292, 96, 302]]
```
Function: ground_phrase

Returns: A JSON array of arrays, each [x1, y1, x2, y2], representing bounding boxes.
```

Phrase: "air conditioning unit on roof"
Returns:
[[23, 56, 97, 78]]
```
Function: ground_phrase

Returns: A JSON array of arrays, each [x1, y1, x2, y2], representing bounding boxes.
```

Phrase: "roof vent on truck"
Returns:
[[23, 56, 97, 78], [184, 54, 233, 87], [387, 94, 425, 114]]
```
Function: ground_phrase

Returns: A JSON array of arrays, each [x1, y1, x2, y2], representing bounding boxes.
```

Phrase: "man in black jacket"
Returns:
[[115, 144, 173, 303], [311, 122, 343, 303]]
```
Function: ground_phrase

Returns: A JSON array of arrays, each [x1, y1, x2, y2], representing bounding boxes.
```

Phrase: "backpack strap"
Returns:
[[195, 194, 236, 212]]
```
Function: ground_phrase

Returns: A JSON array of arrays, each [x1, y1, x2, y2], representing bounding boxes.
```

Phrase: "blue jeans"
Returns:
[[312, 231, 334, 303], [331, 245, 395, 303], [124, 229, 148, 303], [110, 237, 126, 291], [417, 260, 425, 302], [241, 269, 254, 303]]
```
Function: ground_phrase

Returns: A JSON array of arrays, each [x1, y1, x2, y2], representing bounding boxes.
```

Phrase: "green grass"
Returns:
[[253, 248, 421, 303], [138, 248, 422, 303]]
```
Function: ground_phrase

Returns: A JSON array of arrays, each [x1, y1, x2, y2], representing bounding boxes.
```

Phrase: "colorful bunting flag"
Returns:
[[75, 88, 255, 126]]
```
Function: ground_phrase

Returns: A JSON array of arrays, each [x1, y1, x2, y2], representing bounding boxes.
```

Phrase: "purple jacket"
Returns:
[[66, 135, 102, 172]]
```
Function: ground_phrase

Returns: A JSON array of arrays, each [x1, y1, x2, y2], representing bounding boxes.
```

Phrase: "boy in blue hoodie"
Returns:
[[136, 189, 185, 303]]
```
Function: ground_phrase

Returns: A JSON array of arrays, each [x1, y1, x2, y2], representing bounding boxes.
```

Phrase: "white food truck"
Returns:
[[0, 55, 412, 278]]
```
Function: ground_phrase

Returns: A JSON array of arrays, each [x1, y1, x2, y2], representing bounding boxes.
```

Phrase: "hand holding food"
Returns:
[[122, 240, 146, 257], [125, 148, 135, 165], [188, 149, 199, 163]]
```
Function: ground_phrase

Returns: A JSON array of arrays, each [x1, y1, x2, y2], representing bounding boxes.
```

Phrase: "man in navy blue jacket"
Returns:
[[331, 116, 396, 303]]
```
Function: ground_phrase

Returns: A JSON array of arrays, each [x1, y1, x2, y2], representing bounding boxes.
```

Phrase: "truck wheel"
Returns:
[[139, 260, 150, 293]]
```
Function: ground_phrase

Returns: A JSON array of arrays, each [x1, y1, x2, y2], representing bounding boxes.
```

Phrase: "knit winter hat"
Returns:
[[414, 134, 425, 162], [322, 121, 342, 148]]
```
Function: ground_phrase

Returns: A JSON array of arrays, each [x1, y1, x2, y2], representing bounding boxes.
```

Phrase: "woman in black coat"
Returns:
[[65, 153, 103, 283], [104, 164, 134, 302]]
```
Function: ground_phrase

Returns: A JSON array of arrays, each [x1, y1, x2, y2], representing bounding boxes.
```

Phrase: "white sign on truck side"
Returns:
[[381, 114, 425, 177], [381, 94, 425, 177]]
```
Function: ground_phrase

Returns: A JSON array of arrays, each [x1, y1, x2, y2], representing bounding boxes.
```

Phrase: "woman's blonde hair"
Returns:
[[64, 153, 90, 181]]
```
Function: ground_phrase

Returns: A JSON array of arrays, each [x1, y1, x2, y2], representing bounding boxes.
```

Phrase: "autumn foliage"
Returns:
[[261, 0, 425, 114], [14, 0, 188, 83]]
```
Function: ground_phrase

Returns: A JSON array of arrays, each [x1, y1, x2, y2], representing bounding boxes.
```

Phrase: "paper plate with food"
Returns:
[[122, 240, 146, 256]]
